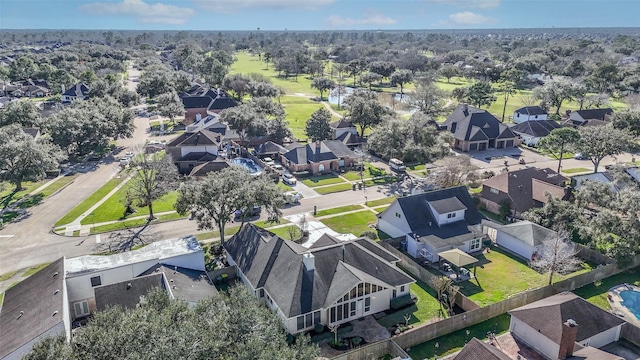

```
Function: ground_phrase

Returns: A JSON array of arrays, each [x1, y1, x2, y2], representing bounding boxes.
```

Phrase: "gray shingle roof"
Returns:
[[388, 186, 484, 249], [429, 197, 467, 214], [95, 273, 165, 312], [496, 220, 558, 247], [509, 292, 625, 344], [454, 338, 511, 360], [572, 108, 613, 121], [510, 120, 562, 138], [62, 82, 89, 97], [158, 265, 217, 303], [515, 106, 547, 116], [0, 259, 65, 359], [443, 104, 516, 142], [283, 140, 355, 166], [224, 224, 414, 318]]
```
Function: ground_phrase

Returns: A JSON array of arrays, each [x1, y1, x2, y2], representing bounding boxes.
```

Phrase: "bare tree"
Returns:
[[426, 155, 478, 189], [530, 228, 581, 285], [126, 149, 178, 221]]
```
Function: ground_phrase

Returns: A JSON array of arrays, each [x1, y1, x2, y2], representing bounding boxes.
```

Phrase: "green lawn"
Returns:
[[301, 174, 346, 187], [342, 171, 368, 182], [1, 179, 49, 209], [54, 177, 126, 227], [407, 313, 511, 359], [372, 205, 389, 214], [22, 263, 51, 277], [562, 167, 592, 174], [282, 96, 328, 140], [89, 212, 185, 234], [321, 210, 378, 236], [230, 53, 315, 96], [573, 267, 640, 310], [36, 174, 79, 197], [277, 182, 293, 192], [479, 209, 508, 225], [194, 226, 241, 242], [459, 247, 593, 306], [266, 225, 301, 240], [253, 218, 290, 228], [315, 204, 364, 217], [0, 271, 17, 282], [363, 176, 397, 187], [366, 196, 397, 208], [314, 183, 354, 195], [377, 275, 443, 329]]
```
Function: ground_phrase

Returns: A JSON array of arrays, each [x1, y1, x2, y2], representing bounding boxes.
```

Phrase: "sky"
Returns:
[[1, 0, 639, 31]]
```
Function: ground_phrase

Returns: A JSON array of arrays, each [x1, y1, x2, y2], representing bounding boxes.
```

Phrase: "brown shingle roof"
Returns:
[[454, 338, 511, 360]]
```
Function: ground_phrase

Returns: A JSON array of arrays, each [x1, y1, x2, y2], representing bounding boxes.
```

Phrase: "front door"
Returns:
[[356, 299, 364, 317]]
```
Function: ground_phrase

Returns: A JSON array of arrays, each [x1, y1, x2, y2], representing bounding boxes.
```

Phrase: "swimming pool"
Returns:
[[231, 158, 263, 176], [620, 290, 640, 320]]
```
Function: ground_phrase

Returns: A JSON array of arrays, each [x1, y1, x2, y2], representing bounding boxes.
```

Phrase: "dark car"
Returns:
[[234, 206, 261, 219]]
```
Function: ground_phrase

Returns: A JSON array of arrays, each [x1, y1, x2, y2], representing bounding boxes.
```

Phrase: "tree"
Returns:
[[522, 197, 583, 235], [343, 89, 392, 137], [0, 99, 41, 127], [26, 287, 319, 360], [9, 56, 38, 81], [465, 81, 496, 108], [247, 80, 280, 98], [496, 80, 516, 122], [175, 167, 284, 243], [199, 56, 229, 87], [530, 228, 581, 285], [0, 125, 64, 191], [368, 61, 396, 82], [310, 77, 335, 100], [347, 59, 367, 86], [612, 107, 640, 137], [537, 127, 581, 173], [533, 78, 576, 115], [359, 72, 382, 90], [305, 108, 332, 142], [156, 91, 184, 125], [574, 125, 635, 173], [219, 104, 259, 150], [223, 73, 251, 101], [390, 69, 413, 95], [267, 116, 292, 144], [438, 65, 460, 83], [126, 151, 177, 221], [136, 64, 175, 98], [426, 155, 478, 189]]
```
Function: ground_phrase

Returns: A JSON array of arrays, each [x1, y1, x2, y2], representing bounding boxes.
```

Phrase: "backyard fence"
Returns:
[[330, 339, 410, 360], [621, 323, 640, 348]]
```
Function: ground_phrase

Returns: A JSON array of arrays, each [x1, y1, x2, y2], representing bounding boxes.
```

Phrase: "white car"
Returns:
[[284, 191, 302, 204], [574, 153, 584, 160], [282, 173, 297, 185], [272, 164, 285, 174]]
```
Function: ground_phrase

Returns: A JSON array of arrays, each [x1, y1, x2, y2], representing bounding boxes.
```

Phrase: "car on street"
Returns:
[[574, 153, 584, 160], [234, 205, 261, 219], [283, 191, 303, 204], [282, 173, 297, 185]]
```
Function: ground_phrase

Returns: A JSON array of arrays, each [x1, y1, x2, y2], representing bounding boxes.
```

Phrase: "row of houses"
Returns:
[[0, 80, 88, 103]]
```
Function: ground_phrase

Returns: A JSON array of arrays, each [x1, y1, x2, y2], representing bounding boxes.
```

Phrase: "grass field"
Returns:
[[1, 179, 48, 209], [377, 274, 443, 329], [54, 177, 126, 227], [372, 205, 390, 214], [459, 247, 593, 306], [314, 182, 354, 195], [36, 174, 79, 197], [365, 196, 397, 207], [573, 267, 640, 310], [0, 271, 17, 282], [266, 225, 300, 240], [22, 263, 51, 277], [89, 212, 185, 234], [315, 204, 364, 217], [562, 167, 592, 174], [301, 174, 346, 187], [321, 210, 377, 236]]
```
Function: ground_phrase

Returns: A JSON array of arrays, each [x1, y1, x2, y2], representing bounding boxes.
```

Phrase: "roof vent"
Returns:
[[567, 319, 577, 327], [17, 311, 24, 320], [52, 311, 58, 317], [127, 283, 132, 289], [174, 266, 177, 274], [53, 272, 58, 277], [170, 279, 174, 283], [54, 289, 60, 295]]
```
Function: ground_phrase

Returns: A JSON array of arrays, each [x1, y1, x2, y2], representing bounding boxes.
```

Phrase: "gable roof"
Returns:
[[22, 127, 40, 139], [283, 140, 356, 165], [0, 258, 65, 359], [429, 197, 467, 214], [454, 338, 511, 360], [572, 108, 613, 121], [335, 131, 364, 146], [188, 159, 229, 177], [169, 129, 221, 147], [156, 265, 217, 303], [182, 96, 213, 109], [224, 224, 413, 318], [255, 141, 287, 155], [331, 119, 355, 129], [497, 220, 558, 247], [176, 152, 219, 163], [95, 273, 165, 312], [481, 168, 567, 213], [515, 106, 547, 116], [62, 82, 89, 97], [509, 292, 625, 344], [510, 120, 562, 138], [443, 104, 516, 141], [384, 186, 484, 249]]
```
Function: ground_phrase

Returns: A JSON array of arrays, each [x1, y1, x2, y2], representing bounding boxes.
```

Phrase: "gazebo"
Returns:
[[437, 249, 478, 279]]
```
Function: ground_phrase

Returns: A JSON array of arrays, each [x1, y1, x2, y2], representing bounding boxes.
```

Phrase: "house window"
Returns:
[[470, 238, 482, 251], [490, 188, 499, 195], [259, 289, 264, 298], [401, 285, 405, 292], [74, 301, 90, 318], [297, 316, 305, 331], [365, 297, 371, 312], [350, 301, 356, 317], [90, 276, 102, 287], [314, 311, 321, 325], [305, 313, 312, 327], [392, 290, 397, 298], [447, 212, 456, 219]]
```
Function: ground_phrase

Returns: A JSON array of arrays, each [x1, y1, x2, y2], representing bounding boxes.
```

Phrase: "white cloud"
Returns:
[[79, 0, 194, 25], [194, 0, 335, 13], [447, 11, 492, 25], [428, 0, 500, 9], [327, 12, 397, 27]]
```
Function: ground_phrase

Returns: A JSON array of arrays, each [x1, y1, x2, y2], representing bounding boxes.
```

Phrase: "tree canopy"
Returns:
[[574, 125, 635, 173], [343, 89, 391, 137], [465, 81, 496, 108], [305, 108, 332, 142], [536, 127, 580, 173], [0, 100, 41, 127]]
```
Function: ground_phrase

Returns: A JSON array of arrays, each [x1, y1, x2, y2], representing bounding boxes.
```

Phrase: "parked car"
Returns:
[[282, 173, 297, 185], [283, 191, 302, 204], [272, 164, 285, 174], [263, 157, 276, 166], [574, 153, 584, 160], [234, 206, 261, 219]]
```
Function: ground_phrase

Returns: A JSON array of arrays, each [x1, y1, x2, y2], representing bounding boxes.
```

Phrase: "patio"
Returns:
[[436, 249, 478, 283]]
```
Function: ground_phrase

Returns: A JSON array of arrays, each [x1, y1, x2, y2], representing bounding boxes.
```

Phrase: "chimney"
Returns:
[[462, 104, 469, 116], [558, 319, 578, 359], [303, 252, 315, 272], [316, 140, 321, 153]]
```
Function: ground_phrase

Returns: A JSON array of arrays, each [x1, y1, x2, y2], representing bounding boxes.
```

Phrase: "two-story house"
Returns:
[[442, 104, 518, 152]]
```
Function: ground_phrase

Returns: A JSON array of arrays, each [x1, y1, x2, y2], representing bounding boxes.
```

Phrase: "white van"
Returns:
[[389, 158, 406, 172]]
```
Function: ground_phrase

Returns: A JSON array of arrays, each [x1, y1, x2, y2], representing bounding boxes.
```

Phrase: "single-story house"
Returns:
[[510, 120, 562, 147], [454, 338, 511, 360], [377, 186, 486, 262], [280, 140, 356, 175], [570, 172, 617, 192], [224, 224, 415, 335], [513, 106, 548, 124], [254, 141, 287, 159], [442, 104, 519, 152], [566, 108, 613, 127], [330, 119, 364, 148], [509, 292, 625, 360], [479, 167, 568, 217], [483, 220, 558, 261], [0, 237, 215, 360], [62, 83, 89, 103]]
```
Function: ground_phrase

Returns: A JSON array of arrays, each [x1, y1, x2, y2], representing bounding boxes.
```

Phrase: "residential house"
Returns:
[[570, 172, 617, 192], [223, 224, 415, 335], [377, 186, 486, 262], [280, 140, 356, 174], [254, 141, 287, 160], [61, 83, 89, 103], [167, 129, 223, 175], [510, 120, 562, 147], [442, 104, 518, 152], [513, 106, 548, 124], [566, 108, 613, 127], [479, 167, 568, 217], [453, 338, 511, 360], [509, 292, 625, 360], [483, 220, 558, 261], [22, 127, 40, 140], [0, 237, 216, 360], [179, 86, 237, 123], [1, 80, 49, 98], [330, 119, 364, 148]]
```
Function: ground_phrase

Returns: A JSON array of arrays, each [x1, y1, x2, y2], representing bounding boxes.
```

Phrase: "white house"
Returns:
[[224, 224, 414, 335], [483, 220, 557, 261], [377, 186, 486, 263], [510, 120, 561, 147], [513, 106, 548, 124], [509, 292, 625, 360]]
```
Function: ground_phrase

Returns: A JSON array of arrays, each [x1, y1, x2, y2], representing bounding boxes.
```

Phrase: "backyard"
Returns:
[[376, 275, 443, 329], [573, 267, 640, 310]]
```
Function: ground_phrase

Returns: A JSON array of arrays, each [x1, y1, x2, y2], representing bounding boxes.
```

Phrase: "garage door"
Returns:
[[479, 142, 487, 151], [339, 160, 345, 167], [469, 143, 478, 151], [506, 140, 514, 147]]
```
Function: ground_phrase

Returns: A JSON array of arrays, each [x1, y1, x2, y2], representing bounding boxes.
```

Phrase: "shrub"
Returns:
[[390, 294, 414, 310], [314, 323, 324, 334], [360, 230, 378, 240]]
